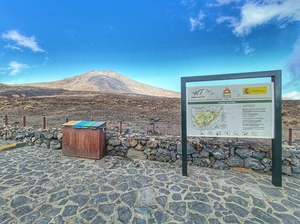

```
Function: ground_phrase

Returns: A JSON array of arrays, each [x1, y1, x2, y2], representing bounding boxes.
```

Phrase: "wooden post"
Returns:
[[43, 117, 46, 129], [23, 116, 26, 127], [288, 128, 292, 146], [5, 115, 8, 125]]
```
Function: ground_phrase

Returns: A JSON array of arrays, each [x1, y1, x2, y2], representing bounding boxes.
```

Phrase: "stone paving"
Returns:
[[0, 141, 300, 224]]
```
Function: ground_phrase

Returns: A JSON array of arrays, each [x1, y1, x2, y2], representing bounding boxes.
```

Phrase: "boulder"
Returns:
[[170, 151, 177, 162], [292, 166, 300, 174], [127, 148, 147, 160], [108, 138, 121, 146], [160, 142, 170, 149], [244, 158, 264, 170], [204, 146, 215, 153], [156, 148, 171, 162], [191, 153, 201, 158], [282, 165, 292, 176], [261, 158, 271, 167], [282, 150, 292, 161], [227, 155, 244, 167], [122, 139, 130, 148], [252, 150, 266, 159], [135, 143, 144, 151], [291, 152, 300, 166], [193, 158, 210, 167], [169, 144, 177, 151], [212, 160, 229, 170], [147, 140, 158, 149], [236, 148, 252, 159], [291, 150, 300, 159], [50, 140, 62, 150], [177, 143, 196, 155], [129, 139, 138, 147], [212, 148, 229, 160], [15, 134, 24, 140], [34, 130, 42, 139], [199, 150, 210, 158]]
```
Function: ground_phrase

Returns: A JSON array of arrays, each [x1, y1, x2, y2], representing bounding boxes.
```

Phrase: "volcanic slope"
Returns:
[[21, 70, 180, 98]]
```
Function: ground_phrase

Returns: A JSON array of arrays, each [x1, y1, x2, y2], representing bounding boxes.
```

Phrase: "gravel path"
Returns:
[[0, 141, 300, 224]]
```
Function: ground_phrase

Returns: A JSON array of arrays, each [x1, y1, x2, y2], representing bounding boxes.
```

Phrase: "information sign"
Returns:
[[187, 82, 274, 138]]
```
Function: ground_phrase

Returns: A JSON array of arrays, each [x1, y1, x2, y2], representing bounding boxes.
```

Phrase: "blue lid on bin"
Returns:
[[90, 121, 106, 130], [82, 121, 97, 129], [73, 120, 91, 129]]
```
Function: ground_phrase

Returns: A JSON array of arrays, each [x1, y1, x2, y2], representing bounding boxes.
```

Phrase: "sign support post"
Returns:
[[181, 70, 282, 187]]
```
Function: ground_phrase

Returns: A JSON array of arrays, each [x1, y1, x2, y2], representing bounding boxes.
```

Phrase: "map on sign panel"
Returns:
[[191, 106, 227, 132], [187, 82, 274, 138]]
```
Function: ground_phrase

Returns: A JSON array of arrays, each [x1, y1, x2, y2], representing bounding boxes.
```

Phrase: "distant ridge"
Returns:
[[23, 70, 180, 98]]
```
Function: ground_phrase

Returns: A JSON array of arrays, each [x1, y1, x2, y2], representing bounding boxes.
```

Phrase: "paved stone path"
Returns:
[[0, 141, 300, 224]]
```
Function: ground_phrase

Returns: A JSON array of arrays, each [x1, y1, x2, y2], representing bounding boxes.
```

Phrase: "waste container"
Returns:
[[62, 120, 106, 159]]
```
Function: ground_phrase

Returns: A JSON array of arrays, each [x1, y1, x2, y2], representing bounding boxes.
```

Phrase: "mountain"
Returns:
[[22, 70, 180, 98]]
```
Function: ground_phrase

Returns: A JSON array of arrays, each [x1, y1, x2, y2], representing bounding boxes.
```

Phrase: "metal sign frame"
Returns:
[[181, 70, 282, 187]]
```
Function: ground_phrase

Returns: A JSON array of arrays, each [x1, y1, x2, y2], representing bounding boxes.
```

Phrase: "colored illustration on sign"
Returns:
[[187, 83, 274, 138]]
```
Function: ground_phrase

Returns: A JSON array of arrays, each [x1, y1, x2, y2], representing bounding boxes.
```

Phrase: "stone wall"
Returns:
[[1, 126, 300, 179]]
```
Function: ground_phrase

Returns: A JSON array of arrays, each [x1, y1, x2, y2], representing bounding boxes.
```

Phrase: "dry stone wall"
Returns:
[[1, 126, 300, 179]]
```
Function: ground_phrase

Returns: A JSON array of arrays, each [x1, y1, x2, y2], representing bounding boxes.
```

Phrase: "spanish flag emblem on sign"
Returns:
[[243, 86, 267, 94]]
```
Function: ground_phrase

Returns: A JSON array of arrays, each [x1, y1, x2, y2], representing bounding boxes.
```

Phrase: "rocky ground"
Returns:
[[1, 90, 300, 139], [0, 91, 179, 123]]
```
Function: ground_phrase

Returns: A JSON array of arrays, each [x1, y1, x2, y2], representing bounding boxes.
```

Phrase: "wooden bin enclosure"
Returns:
[[62, 120, 106, 159]]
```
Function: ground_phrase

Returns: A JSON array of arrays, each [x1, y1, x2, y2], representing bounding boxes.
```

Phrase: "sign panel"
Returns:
[[187, 82, 274, 138]]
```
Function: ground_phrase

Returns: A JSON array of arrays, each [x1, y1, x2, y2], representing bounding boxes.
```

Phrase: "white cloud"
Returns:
[[181, 0, 196, 9], [2, 30, 45, 52], [216, 16, 238, 27], [217, 0, 240, 5], [0, 67, 6, 75], [43, 57, 50, 66], [207, 0, 240, 7], [285, 39, 300, 84], [7, 61, 29, 76], [217, 0, 300, 36], [283, 91, 300, 100], [190, 11, 205, 31], [242, 41, 255, 55], [4, 44, 23, 52]]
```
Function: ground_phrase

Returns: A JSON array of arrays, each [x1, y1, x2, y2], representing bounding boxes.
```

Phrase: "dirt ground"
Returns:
[[0, 89, 300, 139], [0, 91, 181, 135]]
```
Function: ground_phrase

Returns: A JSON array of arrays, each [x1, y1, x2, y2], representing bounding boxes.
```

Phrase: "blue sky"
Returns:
[[0, 0, 300, 98]]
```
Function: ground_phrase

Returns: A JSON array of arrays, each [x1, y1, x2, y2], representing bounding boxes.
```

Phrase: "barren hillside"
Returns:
[[20, 70, 180, 98]]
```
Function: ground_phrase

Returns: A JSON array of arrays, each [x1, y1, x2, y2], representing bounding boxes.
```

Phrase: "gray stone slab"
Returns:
[[188, 201, 213, 214], [251, 208, 281, 224], [117, 206, 132, 223], [274, 213, 300, 223], [225, 203, 249, 218], [69, 194, 89, 207], [154, 210, 169, 223], [258, 186, 283, 197], [80, 209, 97, 221], [1, 143, 300, 223], [98, 203, 114, 216], [187, 213, 207, 223], [62, 205, 78, 217], [121, 191, 137, 207]]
